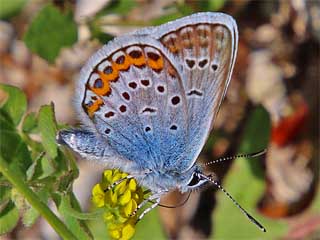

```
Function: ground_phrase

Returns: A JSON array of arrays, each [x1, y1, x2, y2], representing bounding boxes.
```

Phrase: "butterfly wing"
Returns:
[[60, 12, 238, 176], [138, 12, 239, 171], [66, 35, 191, 173]]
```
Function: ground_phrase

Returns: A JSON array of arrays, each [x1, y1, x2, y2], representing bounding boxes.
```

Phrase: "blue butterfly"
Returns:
[[57, 12, 266, 231]]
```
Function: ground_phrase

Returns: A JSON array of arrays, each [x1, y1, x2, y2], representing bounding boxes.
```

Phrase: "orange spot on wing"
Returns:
[[167, 44, 179, 53], [90, 77, 111, 96], [113, 55, 131, 71], [87, 98, 104, 118], [129, 55, 146, 67], [162, 37, 180, 54], [99, 67, 119, 83], [147, 54, 164, 72]]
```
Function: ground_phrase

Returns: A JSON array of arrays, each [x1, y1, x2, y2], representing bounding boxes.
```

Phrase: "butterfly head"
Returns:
[[178, 167, 210, 193]]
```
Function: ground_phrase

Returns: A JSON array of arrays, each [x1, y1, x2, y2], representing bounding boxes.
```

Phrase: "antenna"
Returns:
[[205, 149, 267, 166], [201, 174, 267, 232]]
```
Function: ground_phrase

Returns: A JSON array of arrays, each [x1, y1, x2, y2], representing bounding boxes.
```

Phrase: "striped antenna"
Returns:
[[205, 149, 267, 166], [200, 174, 267, 232]]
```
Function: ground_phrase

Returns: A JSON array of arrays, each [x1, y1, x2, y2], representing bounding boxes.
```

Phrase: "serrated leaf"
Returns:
[[23, 4, 77, 63], [38, 104, 58, 159], [0, 201, 19, 235], [0, 84, 27, 126], [0, 0, 26, 20], [22, 112, 38, 133]]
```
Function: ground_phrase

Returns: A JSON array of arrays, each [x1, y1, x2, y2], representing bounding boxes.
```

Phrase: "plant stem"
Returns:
[[0, 156, 77, 240]]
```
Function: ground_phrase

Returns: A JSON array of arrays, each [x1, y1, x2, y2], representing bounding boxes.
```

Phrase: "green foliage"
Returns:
[[0, 200, 19, 234], [0, 87, 32, 179], [0, 84, 92, 238], [56, 194, 92, 240], [0, 84, 27, 126], [208, 0, 226, 11], [0, 0, 26, 20], [38, 104, 58, 159], [134, 209, 166, 240], [213, 106, 287, 239], [23, 4, 77, 63], [22, 112, 38, 133], [95, 0, 137, 17]]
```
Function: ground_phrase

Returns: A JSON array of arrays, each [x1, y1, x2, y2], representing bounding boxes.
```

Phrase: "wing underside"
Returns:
[[64, 13, 238, 173]]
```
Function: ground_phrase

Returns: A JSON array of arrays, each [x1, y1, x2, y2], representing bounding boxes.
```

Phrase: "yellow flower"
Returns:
[[92, 184, 105, 208], [91, 169, 147, 240]]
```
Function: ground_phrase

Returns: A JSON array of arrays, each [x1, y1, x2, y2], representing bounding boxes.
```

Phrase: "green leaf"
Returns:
[[0, 186, 11, 202], [109, 0, 136, 15], [0, 0, 26, 20], [38, 104, 58, 159], [22, 112, 38, 133], [0, 200, 19, 235], [0, 186, 11, 214], [23, 4, 77, 63], [11, 188, 27, 212], [89, 20, 113, 44], [22, 188, 49, 227], [239, 106, 271, 153], [239, 105, 271, 178], [212, 157, 288, 238], [0, 84, 27, 126], [60, 199, 103, 220], [134, 208, 166, 240], [208, 0, 226, 11], [0, 110, 32, 177], [151, 12, 183, 26], [97, 0, 136, 16], [213, 106, 287, 239], [22, 203, 40, 227], [57, 194, 92, 240], [26, 152, 46, 181]]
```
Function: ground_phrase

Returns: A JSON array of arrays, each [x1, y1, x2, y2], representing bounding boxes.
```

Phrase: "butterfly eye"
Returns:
[[187, 172, 207, 188], [187, 173, 200, 187]]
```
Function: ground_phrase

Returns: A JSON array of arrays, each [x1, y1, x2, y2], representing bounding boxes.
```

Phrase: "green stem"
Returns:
[[0, 156, 77, 240]]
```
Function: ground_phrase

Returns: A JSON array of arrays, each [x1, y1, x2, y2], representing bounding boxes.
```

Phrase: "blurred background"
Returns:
[[0, 0, 319, 239]]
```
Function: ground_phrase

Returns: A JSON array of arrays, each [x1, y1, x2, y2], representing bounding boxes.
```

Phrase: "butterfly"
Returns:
[[57, 12, 266, 231]]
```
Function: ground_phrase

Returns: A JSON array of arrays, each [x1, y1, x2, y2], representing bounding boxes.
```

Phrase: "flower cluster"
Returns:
[[92, 169, 145, 240]]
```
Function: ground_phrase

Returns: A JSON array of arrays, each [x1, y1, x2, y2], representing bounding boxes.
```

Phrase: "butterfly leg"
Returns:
[[131, 191, 167, 219], [106, 170, 152, 191], [136, 197, 160, 223], [106, 175, 134, 191]]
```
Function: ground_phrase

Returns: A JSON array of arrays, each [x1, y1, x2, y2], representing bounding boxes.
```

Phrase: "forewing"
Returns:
[[141, 12, 238, 170], [74, 35, 189, 171]]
